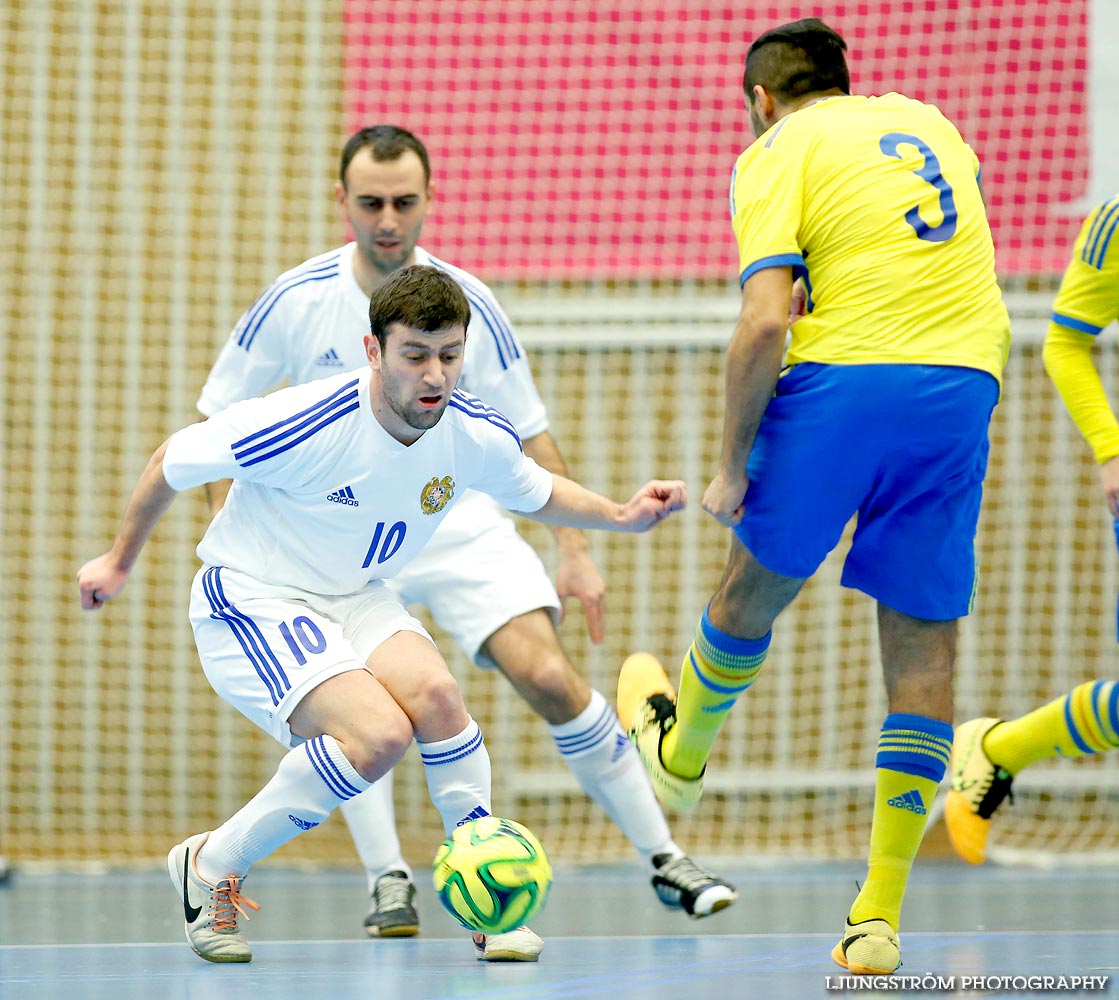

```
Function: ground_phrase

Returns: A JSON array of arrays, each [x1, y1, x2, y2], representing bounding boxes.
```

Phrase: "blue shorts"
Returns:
[[734, 363, 999, 621]]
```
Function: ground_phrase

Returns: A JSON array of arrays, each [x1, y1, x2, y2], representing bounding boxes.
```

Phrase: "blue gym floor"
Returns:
[[2, 860, 1116, 999]]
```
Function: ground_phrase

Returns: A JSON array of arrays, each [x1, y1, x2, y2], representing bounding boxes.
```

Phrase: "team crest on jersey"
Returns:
[[420, 475, 455, 515]]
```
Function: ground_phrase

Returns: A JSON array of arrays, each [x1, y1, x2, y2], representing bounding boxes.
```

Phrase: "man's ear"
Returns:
[[752, 84, 775, 119], [364, 332, 381, 368]]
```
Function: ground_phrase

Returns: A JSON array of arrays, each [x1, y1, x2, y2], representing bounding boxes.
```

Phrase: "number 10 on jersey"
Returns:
[[362, 520, 407, 569]]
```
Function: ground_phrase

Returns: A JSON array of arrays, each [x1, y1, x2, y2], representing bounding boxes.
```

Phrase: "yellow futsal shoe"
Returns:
[[945, 717, 1015, 865], [831, 917, 901, 975], [617, 653, 703, 811]]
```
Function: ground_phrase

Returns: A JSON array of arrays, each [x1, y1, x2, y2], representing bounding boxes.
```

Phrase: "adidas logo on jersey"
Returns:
[[327, 485, 359, 506], [887, 789, 927, 815], [315, 348, 346, 368], [288, 814, 320, 831]]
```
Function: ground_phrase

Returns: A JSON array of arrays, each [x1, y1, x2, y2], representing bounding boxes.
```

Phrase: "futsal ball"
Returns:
[[432, 816, 552, 934]]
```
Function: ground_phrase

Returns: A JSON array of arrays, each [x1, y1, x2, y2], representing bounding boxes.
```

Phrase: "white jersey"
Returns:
[[164, 369, 554, 595], [196, 242, 548, 545]]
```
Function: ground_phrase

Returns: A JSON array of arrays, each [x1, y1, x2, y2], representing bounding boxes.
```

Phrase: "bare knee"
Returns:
[[287, 669, 415, 783], [410, 669, 468, 734], [338, 710, 414, 783]]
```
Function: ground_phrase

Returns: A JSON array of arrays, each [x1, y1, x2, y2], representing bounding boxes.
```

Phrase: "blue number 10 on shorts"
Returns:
[[735, 362, 999, 621]]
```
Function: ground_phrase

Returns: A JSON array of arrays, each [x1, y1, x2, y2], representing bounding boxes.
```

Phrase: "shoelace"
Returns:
[[374, 874, 413, 912], [658, 856, 716, 891], [212, 876, 261, 931]]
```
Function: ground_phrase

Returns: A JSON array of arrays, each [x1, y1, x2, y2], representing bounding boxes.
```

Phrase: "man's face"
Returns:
[[366, 322, 465, 439], [338, 148, 432, 276]]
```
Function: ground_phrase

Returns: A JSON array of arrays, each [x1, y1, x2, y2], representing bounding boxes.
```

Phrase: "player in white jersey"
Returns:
[[198, 125, 737, 939], [78, 265, 688, 964]]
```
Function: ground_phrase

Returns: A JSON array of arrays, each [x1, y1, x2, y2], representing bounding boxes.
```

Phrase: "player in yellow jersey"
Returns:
[[946, 195, 1119, 865], [617, 17, 1010, 975]]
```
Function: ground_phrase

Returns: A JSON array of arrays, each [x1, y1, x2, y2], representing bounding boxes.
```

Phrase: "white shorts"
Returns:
[[386, 502, 560, 670], [189, 565, 432, 748]]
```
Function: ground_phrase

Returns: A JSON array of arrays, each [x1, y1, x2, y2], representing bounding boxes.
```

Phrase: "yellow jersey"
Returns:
[[730, 93, 1010, 382]]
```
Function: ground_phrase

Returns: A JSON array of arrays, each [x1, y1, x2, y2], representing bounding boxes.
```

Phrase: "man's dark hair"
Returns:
[[340, 124, 431, 188], [743, 18, 850, 104], [368, 265, 470, 346]]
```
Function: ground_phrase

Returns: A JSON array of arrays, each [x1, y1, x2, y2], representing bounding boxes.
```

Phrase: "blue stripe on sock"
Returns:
[[420, 727, 484, 766], [306, 736, 362, 800], [553, 704, 616, 756], [686, 650, 755, 696], [699, 605, 771, 657], [1109, 683, 1119, 746], [1064, 694, 1094, 755], [876, 713, 953, 782]]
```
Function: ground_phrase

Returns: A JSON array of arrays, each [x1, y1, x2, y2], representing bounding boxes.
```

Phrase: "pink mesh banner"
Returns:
[[346, 1, 1088, 280]]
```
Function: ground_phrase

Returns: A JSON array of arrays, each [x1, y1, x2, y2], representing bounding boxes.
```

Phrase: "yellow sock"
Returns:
[[849, 714, 952, 929], [661, 607, 769, 779], [984, 681, 1119, 774]]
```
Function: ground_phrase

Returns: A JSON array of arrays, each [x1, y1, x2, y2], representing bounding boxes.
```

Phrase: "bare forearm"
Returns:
[[110, 439, 180, 570], [718, 312, 786, 477], [525, 474, 625, 530], [522, 475, 686, 534], [522, 431, 590, 553]]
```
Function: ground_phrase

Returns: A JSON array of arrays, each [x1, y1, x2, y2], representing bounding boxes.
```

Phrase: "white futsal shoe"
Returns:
[[167, 832, 260, 963], [472, 925, 544, 962]]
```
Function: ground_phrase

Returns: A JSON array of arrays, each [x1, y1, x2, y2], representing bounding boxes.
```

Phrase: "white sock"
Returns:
[[417, 717, 492, 835], [339, 770, 414, 891], [198, 734, 370, 884], [551, 689, 680, 864]]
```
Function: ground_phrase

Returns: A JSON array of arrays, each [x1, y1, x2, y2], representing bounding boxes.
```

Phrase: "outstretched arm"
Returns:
[[522, 475, 687, 533], [77, 438, 179, 610], [522, 430, 608, 642]]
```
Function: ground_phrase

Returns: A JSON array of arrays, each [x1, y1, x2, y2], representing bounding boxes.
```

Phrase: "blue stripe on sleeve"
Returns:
[[449, 392, 523, 450], [1092, 215, 1119, 270], [740, 254, 808, 287], [235, 255, 342, 350], [1051, 312, 1103, 336], [1084, 200, 1119, 269], [231, 379, 360, 467]]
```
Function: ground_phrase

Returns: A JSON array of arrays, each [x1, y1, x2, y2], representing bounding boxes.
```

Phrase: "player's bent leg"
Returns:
[[488, 613, 735, 915], [618, 540, 798, 810], [948, 681, 1119, 864], [367, 633, 529, 958]]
